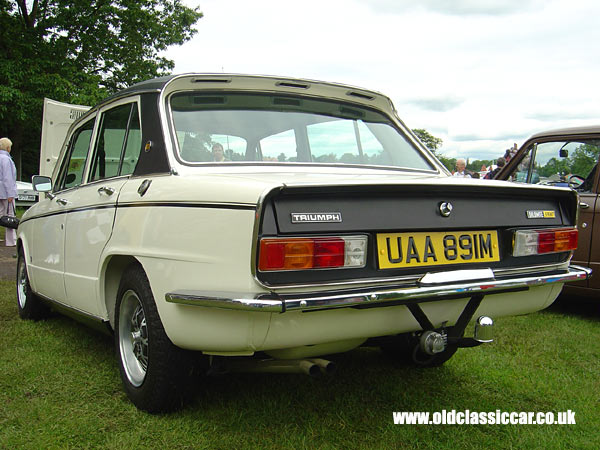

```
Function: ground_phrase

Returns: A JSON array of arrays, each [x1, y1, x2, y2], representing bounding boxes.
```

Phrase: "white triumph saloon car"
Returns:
[[17, 74, 589, 412]]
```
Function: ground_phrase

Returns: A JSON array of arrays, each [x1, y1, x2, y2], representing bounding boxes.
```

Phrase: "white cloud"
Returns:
[[167, 0, 600, 161], [363, 0, 545, 16]]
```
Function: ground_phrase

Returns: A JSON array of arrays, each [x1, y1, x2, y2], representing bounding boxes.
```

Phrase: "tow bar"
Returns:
[[408, 294, 494, 355]]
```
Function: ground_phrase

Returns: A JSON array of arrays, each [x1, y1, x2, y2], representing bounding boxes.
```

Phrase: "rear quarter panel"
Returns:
[[104, 175, 273, 351]]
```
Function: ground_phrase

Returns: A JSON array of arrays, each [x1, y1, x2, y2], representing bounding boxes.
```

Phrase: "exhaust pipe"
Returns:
[[308, 358, 336, 375], [226, 358, 324, 377]]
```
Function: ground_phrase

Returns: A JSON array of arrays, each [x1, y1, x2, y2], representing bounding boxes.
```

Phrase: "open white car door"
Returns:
[[40, 98, 91, 177]]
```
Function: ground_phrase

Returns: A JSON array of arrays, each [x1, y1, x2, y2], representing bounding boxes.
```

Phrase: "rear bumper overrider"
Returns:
[[165, 265, 591, 313]]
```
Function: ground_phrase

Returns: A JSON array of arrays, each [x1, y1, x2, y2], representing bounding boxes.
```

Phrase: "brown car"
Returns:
[[494, 125, 600, 297]]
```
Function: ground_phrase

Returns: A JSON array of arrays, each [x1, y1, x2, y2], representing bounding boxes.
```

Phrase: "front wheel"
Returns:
[[115, 264, 195, 413], [16, 247, 50, 320]]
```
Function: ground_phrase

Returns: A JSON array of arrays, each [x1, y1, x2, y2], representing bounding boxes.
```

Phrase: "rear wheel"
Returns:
[[16, 247, 50, 320], [115, 264, 195, 413], [381, 332, 458, 368]]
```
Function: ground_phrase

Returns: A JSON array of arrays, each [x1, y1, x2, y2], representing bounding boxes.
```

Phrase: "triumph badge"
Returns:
[[439, 202, 453, 217], [291, 212, 342, 223]]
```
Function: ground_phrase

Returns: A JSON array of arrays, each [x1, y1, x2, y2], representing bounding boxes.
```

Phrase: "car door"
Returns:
[[62, 98, 142, 315], [29, 117, 96, 303], [578, 160, 600, 290]]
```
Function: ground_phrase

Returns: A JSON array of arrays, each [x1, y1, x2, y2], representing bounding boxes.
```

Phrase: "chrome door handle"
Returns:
[[579, 202, 590, 209], [98, 186, 115, 196], [56, 198, 68, 206]]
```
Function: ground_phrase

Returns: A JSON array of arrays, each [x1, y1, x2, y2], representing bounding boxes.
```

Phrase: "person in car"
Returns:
[[212, 143, 229, 162]]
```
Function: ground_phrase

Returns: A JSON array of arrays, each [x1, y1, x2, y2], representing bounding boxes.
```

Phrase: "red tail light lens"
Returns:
[[314, 240, 345, 268], [258, 236, 367, 271], [513, 228, 578, 257]]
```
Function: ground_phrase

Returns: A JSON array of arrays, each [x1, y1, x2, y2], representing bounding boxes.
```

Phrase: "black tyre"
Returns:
[[115, 264, 195, 413], [381, 332, 458, 368], [16, 247, 50, 320]]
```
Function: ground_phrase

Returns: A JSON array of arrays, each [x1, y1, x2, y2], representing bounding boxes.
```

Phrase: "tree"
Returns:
[[467, 159, 494, 173], [412, 128, 443, 152], [411, 128, 455, 171], [569, 144, 599, 177], [438, 156, 455, 173], [538, 157, 571, 178], [0, 0, 202, 179]]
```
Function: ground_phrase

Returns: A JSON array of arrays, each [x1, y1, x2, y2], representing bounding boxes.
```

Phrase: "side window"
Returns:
[[510, 141, 600, 188], [357, 121, 388, 165], [210, 135, 247, 162], [308, 120, 359, 163], [58, 119, 95, 190], [90, 103, 140, 181], [259, 130, 297, 162], [511, 147, 535, 183], [307, 120, 390, 165], [121, 106, 141, 175]]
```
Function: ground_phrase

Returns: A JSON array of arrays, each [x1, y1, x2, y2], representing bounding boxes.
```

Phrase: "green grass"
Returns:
[[1, 280, 599, 449]]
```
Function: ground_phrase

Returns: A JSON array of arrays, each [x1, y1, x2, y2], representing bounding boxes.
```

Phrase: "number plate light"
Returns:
[[259, 236, 367, 271], [513, 228, 578, 257]]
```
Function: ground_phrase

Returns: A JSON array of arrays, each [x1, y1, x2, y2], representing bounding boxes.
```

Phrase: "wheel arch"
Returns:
[[16, 237, 32, 286], [102, 255, 143, 329]]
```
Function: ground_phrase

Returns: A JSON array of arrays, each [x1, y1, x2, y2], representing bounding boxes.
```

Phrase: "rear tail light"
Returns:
[[258, 236, 367, 271], [513, 228, 578, 257]]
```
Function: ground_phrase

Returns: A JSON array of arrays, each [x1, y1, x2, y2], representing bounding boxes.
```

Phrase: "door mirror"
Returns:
[[32, 175, 53, 192]]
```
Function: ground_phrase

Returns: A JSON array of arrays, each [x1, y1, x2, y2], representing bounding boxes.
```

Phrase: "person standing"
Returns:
[[453, 158, 472, 178], [485, 156, 506, 179], [0, 137, 17, 246]]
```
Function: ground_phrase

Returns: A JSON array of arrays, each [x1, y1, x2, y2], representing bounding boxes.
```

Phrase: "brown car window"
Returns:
[[511, 140, 600, 189]]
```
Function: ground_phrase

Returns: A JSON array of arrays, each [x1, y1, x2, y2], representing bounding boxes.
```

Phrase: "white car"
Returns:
[[16, 181, 38, 206], [16, 74, 589, 412]]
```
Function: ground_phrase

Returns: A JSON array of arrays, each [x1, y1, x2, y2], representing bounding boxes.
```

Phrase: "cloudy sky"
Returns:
[[166, 0, 600, 161]]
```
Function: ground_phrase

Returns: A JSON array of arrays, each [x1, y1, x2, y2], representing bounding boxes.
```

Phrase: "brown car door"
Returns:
[[578, 163, 600, 290]]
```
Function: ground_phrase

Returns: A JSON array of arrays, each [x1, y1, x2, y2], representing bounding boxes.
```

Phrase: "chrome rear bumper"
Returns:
[[165, 265, 591, 313]]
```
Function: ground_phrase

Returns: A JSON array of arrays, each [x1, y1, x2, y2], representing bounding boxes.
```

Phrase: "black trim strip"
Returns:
[[116, 201, 256, 210], [20, 204, 117, 224], [19, 201, 256, 225]]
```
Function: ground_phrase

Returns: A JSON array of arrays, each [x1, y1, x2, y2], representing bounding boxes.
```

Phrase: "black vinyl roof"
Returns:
[[100, 75, 177, 105]]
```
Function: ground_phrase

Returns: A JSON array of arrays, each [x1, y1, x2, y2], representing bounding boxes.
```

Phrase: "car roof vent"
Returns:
[[276, 81, 310, 89], [191, 77, 232, 84], [347, 90, 375, 101]]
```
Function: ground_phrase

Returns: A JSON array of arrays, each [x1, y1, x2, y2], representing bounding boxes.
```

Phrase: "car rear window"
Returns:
[[169, 92, 434, 171]]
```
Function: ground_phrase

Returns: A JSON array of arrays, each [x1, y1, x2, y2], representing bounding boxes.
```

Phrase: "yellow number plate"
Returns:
[[377, 230, 500, 269]]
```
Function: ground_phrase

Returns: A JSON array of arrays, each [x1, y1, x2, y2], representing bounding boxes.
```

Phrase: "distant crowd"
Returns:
[[452, 144, 518, 180]]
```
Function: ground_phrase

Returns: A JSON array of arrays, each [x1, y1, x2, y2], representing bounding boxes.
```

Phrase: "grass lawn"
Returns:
[[1, 281, 599, 449]]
